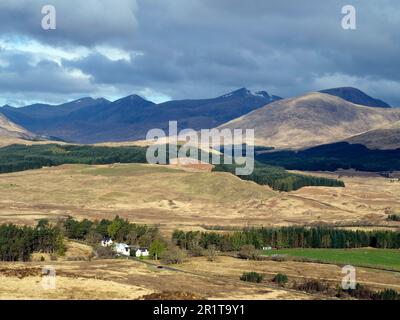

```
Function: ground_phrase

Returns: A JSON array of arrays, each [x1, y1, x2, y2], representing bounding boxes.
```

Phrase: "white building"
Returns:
[[101, 237, 113, 247], [135, 247, 149, 257], [114, 243, 131, 256]]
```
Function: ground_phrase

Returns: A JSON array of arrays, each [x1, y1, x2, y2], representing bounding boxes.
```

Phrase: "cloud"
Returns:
[[0, 0, 400, 106], [0, 0, 138, 48]]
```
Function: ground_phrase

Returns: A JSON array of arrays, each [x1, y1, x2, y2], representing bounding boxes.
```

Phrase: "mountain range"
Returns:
[[0, 86, 398, 151], [0, 88, 281, 143]]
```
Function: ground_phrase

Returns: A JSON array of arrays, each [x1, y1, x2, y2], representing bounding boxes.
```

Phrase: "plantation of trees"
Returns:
[[0, 144, 148, 174], [172, 227, 400, 252], [0, 220, 65, 261], [255, 142, 400, 172], [213, 162, 344, 191]]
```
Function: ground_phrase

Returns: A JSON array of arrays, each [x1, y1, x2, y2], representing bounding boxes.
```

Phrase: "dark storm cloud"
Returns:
[[0, 0, 138, 48], [0, 0, 400, 105], [0, 51, 93, 94]]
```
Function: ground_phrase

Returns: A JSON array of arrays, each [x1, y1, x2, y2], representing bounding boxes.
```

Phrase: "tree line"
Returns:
[[0, 220, 65, 261], [0, 216, 163, 261], [255, 142, 400, 172], [0, 144, 148, 174], [213, 162, 344, 191], [172, 226, 400, 252], [63, 216, 161, 247]]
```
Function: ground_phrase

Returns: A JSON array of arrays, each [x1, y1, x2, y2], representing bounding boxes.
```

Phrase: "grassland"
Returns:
[[0, 143, 345, 191], [180, 256, 400, 292], [2, 250, 400, 299], [0, 163, 276, 233], [262, 248, 400, 271], [0, 258, 310, 300], [0, 164, 399, 234]]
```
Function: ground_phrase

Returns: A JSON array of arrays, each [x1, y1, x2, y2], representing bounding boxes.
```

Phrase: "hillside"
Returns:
[[0, 163, 275, 229], [346, 121, 400, 150], [0, 88, 281, 143], [320, 87, 391, 108], [0, 113, 40, 146], [0, 113, 36, 139], [219, 92, 400, 149]]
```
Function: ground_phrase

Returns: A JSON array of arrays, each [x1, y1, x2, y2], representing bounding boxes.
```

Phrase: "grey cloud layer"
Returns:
[[0, 0, 399, 105]]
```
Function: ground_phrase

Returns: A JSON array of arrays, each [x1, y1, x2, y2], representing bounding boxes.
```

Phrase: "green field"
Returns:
[[262, 248, 400, 271]]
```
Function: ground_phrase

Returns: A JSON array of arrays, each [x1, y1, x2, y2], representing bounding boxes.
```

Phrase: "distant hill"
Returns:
[[219, 92, 400, 149], [0, 113, 37, 140], [0, 113, 46, 147], [0, 88, 281, 144], [1, 98, 110, 135], [255, 141, 400, 172], [319, 87, 391, 108], [346, 121, 400, 150]]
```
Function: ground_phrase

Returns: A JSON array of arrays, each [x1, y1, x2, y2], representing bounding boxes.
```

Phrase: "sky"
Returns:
[[0, 0, 400, 107]]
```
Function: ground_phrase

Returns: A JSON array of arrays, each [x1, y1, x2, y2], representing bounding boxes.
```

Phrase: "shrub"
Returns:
[[269, 255, 287, 262], [295, 279, 330, 293], [343, 283, 374, 299], [95, 246, 115, 259], [161, 246, 187, 264], [342, 284, 400, 300], [65, 256, 87, 261], [206, 245, 217, 262], [373, 289, 400, 300], [240, 272, 264, 283], [386, 214, 400, 221], [237, 245, 259, 260], [272, 273, 288, 286]]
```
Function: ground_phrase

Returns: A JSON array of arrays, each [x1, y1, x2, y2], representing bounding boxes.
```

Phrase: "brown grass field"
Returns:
[[0, 249, 312, 300], [0, 163, 399, 234], [1, 251, 400, 300]]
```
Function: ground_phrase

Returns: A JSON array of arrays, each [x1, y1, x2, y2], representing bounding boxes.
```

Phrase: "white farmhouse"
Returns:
[[114, 243, 131, 256], [101, 237, 113, 247], [135, 247, 149, 257]]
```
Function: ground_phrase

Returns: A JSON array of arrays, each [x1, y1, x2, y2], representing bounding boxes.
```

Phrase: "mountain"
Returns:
[[319, 87, 391, 108], [346, 121, 400, 150], [0, 88, 281, 143], [1, 97, 110, 132], [0, 113, 41, 146], [0, 113, 37, 140], [219, 92, 400, 149]]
